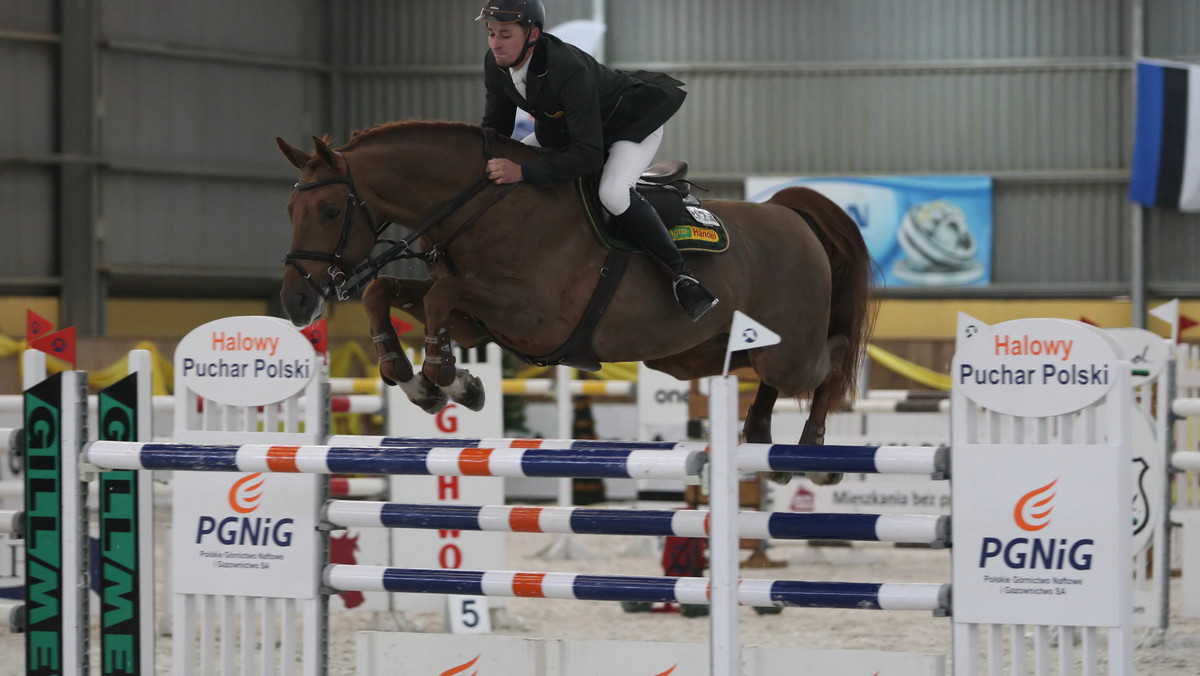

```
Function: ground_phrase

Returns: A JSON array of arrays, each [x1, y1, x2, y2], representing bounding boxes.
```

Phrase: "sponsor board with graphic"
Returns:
[[952, 444, 1126, 626], [173, 471, 319, 599]]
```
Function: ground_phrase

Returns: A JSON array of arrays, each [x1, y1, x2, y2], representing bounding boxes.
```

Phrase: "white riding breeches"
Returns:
[[598, 126, 664, 216], [522, 125, 665, 216]]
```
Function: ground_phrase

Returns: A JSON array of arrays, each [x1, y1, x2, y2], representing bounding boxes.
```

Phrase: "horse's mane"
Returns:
[[340, 119, 532, 157], [340, 120, 479, 150]]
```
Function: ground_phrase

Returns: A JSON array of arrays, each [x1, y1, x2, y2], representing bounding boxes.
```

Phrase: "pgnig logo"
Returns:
[[978, 478, 1094, 571], [194, 473, 295, 546]]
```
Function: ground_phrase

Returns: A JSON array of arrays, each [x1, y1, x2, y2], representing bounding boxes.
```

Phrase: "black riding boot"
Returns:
[[614, 188, 719, 322]]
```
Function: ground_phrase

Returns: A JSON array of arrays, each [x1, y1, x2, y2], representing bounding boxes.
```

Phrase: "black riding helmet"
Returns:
[[475, 0, 546, 30]]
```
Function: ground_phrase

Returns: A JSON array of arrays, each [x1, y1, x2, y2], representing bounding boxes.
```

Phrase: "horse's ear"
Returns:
[[276, 137, 310, 170], [312, 136, 339, 169]]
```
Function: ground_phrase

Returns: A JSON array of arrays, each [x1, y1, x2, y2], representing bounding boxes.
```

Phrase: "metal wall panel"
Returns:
[[667, 68, 1130, 174], [94, 2, 330, 287], [0, 4, 59, 281], [100, 1, 327, 59], [0, 1, 55, 32], [100, 53, 326, 164], [0, 169, 56, 279], [993, 183, 1130, 285], [101, 174, 290, 273], [605, 0, 1128, 62], [1145, 0, 1200, 58], [340, 0, 596, 67]]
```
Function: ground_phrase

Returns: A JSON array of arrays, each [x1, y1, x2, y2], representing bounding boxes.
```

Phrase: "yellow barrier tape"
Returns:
[[866, 344, 951, 391], [0, 335, 22, 358], [329, 341, 375, 378], [2, 332, 952, 396]]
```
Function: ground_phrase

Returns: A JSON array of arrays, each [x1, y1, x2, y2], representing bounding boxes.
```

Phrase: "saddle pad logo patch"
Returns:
[[670, 225, 720, 243]]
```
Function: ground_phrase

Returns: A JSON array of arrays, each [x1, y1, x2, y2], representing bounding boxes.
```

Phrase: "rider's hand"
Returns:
[[486, 158, 524, 184]]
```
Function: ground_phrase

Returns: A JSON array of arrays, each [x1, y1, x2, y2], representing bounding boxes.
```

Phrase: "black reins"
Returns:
[[283, 130, 516, 301]]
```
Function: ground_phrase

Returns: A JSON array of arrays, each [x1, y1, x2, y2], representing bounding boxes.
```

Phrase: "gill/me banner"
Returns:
[[746, 175, 994, 288]]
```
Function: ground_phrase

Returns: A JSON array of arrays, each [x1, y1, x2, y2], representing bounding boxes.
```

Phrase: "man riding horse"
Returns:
[[477, 0, 719, 321]]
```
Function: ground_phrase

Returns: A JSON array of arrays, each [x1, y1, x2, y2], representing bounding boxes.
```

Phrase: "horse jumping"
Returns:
[[276, 121, 875, 484]]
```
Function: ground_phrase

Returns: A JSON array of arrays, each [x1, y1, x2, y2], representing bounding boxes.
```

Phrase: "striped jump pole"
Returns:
[[329, 476, 388, 498], [1172, 452, 1200, 473], [328, 377, 385, 395], [331, 435, 950, 478], [323, 502, 951, 546], [323, 565, 951, 613], [0, 427, 21, 454], [1172, 398, 1200, 418], [84, 442, 707, 480], [1, 598, 23, 633], [774, 397, 950, 414], [500, 378, 636, 397], [0, 509, 21, 537]]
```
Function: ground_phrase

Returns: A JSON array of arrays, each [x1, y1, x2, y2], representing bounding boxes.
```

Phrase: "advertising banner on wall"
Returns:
[[745, 175, 994, 288]]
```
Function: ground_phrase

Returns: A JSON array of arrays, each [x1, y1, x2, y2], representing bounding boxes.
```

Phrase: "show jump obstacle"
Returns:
[[20, 314, 1136, 675]]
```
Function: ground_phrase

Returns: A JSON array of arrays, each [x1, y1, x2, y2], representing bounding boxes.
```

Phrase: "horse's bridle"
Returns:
[[284, 158, 387, 301], [284, 136, 515, 301]]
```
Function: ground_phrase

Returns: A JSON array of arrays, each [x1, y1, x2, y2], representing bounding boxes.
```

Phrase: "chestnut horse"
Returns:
[[276, 121, 874, 484]]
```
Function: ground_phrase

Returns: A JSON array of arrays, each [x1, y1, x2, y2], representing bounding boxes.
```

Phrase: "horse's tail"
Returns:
[[767, 187, 878, 402]]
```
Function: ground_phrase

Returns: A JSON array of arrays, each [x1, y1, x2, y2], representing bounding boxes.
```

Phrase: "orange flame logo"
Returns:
[[652, 666, 677, 676], [228, 473, 265, 514], [1013, 478, 1057, 531], [438, 654, 479, 676]]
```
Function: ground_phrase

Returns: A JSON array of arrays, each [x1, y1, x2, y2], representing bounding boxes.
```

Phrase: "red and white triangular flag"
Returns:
[[31, 325, 76, 368], [26, 309, 54, 344], [300, 318, 328, 355]]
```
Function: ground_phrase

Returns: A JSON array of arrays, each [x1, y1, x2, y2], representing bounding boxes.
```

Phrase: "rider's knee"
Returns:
[[598, 177, 636, 215]]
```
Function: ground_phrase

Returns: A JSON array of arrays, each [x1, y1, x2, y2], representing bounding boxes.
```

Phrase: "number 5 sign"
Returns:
[[447, 596, 492, 634]]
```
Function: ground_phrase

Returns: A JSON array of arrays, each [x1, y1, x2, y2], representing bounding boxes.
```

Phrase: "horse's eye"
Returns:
[[320, 205, 343, 221]]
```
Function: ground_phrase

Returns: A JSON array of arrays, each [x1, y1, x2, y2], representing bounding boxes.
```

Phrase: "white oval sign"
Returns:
[[952, 317, 1119, 417], [175, 316, 317, 406], [1106, 327, 1169, 389]]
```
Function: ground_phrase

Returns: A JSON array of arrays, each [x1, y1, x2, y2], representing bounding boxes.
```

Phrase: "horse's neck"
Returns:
[[352, 138, 483, 226]]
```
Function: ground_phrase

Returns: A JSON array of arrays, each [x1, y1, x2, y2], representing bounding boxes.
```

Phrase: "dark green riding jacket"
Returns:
[[481, 32, 686, 188]]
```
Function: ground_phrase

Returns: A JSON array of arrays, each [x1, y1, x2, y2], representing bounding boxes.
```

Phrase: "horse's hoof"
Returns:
[[764, 471, 793, 485], [414, 389, 449, 415], [806, 472, 844, 486], [444, 371, 485, 412]]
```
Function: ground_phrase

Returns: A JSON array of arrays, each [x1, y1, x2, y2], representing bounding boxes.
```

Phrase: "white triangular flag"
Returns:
[[723, 311, 781, 375], [1149, 299, 1180, 343]]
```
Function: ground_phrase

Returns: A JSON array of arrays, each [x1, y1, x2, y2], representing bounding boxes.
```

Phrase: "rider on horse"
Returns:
[[476, 0, 720, 322]]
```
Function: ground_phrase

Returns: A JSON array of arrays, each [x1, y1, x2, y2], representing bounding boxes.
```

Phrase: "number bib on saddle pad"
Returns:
[[576, 177, 731, 254]]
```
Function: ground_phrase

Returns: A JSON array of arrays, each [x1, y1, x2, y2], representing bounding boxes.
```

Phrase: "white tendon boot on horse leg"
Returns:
[[374, 333, 449, 414], [441, 368, 485, 411]]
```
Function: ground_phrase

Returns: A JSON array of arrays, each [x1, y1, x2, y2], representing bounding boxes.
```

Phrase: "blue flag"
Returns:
[[1129, 59, 1200, 212]]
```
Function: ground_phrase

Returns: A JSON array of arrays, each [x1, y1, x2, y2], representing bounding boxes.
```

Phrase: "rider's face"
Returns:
[[487, 22, 535, 68]]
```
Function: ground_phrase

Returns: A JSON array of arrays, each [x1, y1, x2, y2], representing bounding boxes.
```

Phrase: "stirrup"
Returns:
[[673, 275, 719, 322]]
